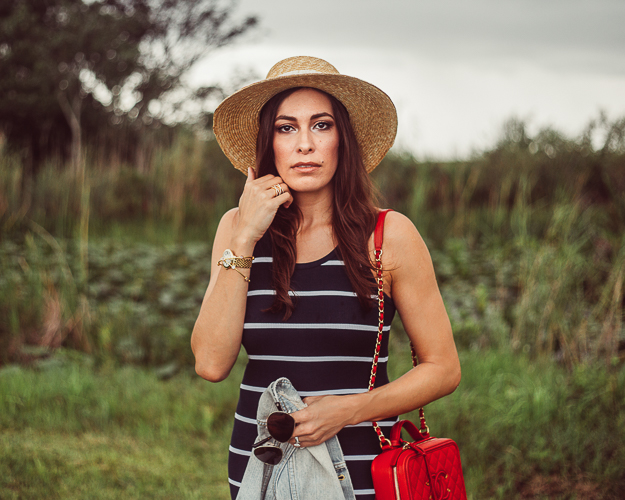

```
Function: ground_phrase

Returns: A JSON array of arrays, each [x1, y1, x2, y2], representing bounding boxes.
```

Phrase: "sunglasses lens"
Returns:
[[267, 412, 295, 442], [254, 446, 283, 465]]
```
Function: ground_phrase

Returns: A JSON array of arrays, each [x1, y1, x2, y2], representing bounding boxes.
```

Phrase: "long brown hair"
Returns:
[[256, 87, 379, 319]]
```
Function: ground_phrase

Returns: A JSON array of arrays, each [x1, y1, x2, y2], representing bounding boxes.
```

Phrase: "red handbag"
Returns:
[[368, 210, 468, 500]]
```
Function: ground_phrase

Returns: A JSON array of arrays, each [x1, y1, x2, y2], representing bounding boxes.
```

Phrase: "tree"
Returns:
[[0, 0, 257, 174]]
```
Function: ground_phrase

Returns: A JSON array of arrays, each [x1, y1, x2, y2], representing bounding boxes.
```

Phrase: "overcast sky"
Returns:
[[190, 0, 625, 159]]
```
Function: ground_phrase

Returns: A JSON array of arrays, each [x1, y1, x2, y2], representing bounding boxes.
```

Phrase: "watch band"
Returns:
[[218, 249, 254, 282], [220, 256, 254, 269]]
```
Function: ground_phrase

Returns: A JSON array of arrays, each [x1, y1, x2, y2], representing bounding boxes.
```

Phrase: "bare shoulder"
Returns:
[[377, 210, 434, 285], [382, 210, 418, 237], [381, 211, 429, 257]]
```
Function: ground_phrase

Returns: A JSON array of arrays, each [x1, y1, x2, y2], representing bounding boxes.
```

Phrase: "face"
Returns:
[[272, 88, 339, 194]]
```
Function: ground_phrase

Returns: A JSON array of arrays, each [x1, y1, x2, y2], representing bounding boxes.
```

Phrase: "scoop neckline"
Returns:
[[295, 247, 339, 269]]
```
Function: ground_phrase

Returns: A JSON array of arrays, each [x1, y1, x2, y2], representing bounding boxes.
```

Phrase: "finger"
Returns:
[[255, 176, 283, 189], [289, 430, 313, 446], [267, 183, 289, 200], [270, 182, 293, 208], [246, 167, 256, 182], [273, 192, 293, 208], [289, 407, 306, 425], [301, 396, 323, 405], [290, 432, 325, 448]]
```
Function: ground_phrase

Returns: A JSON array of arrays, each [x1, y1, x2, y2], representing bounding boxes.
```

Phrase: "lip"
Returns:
[[291, 162, 321, 168]]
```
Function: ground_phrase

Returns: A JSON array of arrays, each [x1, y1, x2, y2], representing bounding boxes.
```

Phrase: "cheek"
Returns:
[[272, 137, 289, 166], [325, 134, 339, 162]]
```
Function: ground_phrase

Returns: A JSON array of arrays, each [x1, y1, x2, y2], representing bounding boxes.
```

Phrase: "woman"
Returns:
[[191, 56, 461, 499]]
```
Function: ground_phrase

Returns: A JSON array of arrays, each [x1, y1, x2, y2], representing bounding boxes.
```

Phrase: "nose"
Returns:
[[297, 129, 314, 154]]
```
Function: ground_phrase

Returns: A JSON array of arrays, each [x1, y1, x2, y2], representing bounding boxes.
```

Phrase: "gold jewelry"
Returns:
[[218, 249, 254, 282], [271, 184, 284, 197]]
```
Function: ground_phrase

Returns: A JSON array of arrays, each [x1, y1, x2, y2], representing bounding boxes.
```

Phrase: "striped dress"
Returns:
[[228, 232, 397, 499]]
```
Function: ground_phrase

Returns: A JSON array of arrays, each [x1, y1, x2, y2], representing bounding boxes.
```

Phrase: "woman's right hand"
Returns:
[[233, 167, 293, 246]]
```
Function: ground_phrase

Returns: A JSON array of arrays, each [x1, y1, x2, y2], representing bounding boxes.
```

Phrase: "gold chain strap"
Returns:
[[370, 248, 392, 448]]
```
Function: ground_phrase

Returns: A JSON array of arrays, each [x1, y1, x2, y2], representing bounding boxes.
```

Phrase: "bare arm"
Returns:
[[352, 211, 461, 418], [289, 211, 461, 445], [191, 168, 293, 382]]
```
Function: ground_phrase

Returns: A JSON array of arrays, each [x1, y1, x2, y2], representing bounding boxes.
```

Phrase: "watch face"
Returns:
[[222, 249, 234, 268]]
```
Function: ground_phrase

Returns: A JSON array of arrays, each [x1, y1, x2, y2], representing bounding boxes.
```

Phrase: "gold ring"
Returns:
[[271, 184, 283, 197]]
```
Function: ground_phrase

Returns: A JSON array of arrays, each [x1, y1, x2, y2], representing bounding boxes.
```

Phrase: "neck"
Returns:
[[292, 185, 334, 234]]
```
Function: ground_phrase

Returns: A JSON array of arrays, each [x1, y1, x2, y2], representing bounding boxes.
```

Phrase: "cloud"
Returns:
[[238, 0, 625, 75], [194, 0, 625, 158]]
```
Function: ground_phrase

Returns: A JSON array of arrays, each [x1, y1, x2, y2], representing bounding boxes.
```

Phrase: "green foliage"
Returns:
[[0, 226, 83, 365], [0, 350, 244, 434], [0, 0, 257, 172], [1, 348, 623, 498], [0, 131, 244, 241], [0, 0, 150, 172], [0, 353, 245, 498], [2, 119, 624, 365], [387, 342, 625, 499], [2, 202, 622, 370], [512, 205, 625, 364], [0, 230, 213, 367], [371, 116, 625, 247]]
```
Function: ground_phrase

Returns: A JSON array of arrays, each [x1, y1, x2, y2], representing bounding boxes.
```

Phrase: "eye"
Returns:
[[313, 121, 333, 131], [276, 124, 295, 133]]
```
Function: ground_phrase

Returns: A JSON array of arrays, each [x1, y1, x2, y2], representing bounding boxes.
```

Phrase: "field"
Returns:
[[2, 340, 624, 499], [1, 117, 625, 498]]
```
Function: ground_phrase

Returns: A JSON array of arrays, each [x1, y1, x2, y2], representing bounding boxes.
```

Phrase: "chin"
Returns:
[[287, 178, 332, 194]]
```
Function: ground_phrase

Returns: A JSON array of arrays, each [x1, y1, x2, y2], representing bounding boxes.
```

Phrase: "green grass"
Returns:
[[390, 334, 625, 499], [0, 352, 246, 499], [405, 350, 625, 499], [0, 429, 228, 499], [2, 346, 624, 499]]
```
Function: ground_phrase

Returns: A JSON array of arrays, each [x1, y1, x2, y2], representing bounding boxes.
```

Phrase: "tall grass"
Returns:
[[1, 117, 624, 366], [2, 117, 624, 243], [1, 131, 244, 243]]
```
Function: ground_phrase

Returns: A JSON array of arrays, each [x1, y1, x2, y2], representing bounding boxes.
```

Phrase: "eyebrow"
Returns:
[[275, 112, 335, 122]]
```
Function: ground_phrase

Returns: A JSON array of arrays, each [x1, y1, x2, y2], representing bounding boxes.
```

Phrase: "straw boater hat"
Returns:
[[213, 56, 397, 175]]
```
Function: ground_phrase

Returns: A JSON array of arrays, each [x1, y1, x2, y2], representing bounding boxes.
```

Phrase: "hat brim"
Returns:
[[213, 72, 397, 175]]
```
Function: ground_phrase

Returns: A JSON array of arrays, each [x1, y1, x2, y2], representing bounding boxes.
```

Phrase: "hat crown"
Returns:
[[266, 56, 340, 79]]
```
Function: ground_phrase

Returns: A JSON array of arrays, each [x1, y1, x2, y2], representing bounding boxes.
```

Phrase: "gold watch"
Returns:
[[218, 249, 254, 282]]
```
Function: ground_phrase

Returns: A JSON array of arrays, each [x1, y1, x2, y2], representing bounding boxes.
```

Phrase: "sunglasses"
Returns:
[[252, 411, 296, 465]]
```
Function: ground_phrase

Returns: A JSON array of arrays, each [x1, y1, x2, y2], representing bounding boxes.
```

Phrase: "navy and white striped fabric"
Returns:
[[228, 232, 397, 499]]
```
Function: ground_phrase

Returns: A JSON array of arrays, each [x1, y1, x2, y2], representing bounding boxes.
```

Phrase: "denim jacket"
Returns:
[[236, 377, 356, 500]]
